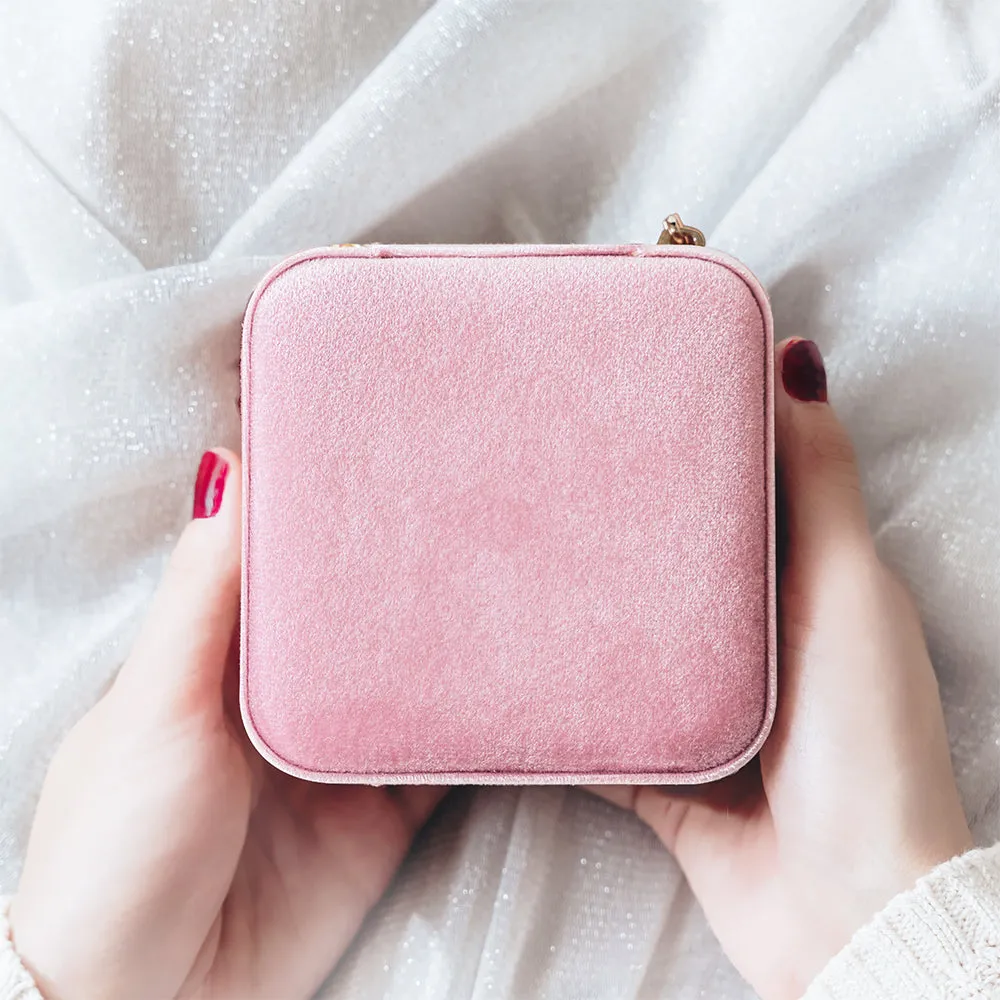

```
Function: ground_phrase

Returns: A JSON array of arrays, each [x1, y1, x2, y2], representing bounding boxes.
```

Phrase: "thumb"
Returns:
[[775, 338, 871, 561], [113, 448, 242, 714], [598, 340, 873, 884]]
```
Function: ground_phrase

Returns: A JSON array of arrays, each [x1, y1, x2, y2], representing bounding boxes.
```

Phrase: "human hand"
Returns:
[[9, 449, 445, 1000], [594, 338, 973, 1000]]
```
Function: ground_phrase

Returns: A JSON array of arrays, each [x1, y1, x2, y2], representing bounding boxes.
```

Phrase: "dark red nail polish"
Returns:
[[193, 451, 229, 519], [781, 339, 828, 403]]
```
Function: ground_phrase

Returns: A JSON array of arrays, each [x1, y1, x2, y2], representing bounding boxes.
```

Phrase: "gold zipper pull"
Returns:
[[657, 214, 706, 246]]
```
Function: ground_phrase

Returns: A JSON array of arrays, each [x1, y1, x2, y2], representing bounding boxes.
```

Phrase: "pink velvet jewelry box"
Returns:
[[240, 243, 775, 784]]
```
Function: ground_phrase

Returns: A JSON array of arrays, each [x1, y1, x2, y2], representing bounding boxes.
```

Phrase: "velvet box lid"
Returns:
[[240, 244, 775, 784]]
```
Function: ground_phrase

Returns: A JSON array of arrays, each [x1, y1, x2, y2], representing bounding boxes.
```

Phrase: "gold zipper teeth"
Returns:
[[332, 217, 704, 250]]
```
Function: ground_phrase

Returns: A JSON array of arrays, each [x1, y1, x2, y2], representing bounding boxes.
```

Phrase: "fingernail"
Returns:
[[781, 339, 828, 403], [192, 451, 229, 519]]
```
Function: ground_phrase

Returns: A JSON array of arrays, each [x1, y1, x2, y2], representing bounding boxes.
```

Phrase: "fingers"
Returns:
[[588, 763, 765, 875], [585, 785, 637, 811], [774, 339, 872, 563], [114, 448, 242, 714], [383, 786, 450, 837]]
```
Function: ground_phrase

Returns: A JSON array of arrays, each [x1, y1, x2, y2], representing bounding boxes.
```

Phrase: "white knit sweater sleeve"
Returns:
[[802, 842, 1000, 1000], [1, 847, 999, 1000], [0, 900, 43, 1000]]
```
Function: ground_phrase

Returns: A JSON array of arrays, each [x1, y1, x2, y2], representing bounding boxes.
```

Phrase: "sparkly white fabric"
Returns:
[[0, 1, 998, 997]]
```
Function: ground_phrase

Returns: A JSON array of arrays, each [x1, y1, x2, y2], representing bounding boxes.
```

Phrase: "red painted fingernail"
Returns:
[[192, 451, 229, 519], [781, 339, 828, 403]]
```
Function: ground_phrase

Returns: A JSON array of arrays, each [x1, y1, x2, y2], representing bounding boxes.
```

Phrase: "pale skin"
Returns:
[[9, 338, 973, 1000]]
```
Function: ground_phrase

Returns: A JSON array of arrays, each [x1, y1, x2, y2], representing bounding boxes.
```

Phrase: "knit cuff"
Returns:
[[0, 898, 44, 1000], [803, 842, 1000, 1000]]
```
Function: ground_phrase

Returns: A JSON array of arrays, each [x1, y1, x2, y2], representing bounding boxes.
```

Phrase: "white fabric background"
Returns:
[[1, 1, 998, 997]]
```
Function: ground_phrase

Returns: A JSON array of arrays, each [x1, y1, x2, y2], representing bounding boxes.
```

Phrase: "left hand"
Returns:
[[9, 448, 445, 1000]]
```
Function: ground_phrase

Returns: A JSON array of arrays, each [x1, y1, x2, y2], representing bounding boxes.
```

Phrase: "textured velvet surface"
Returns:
[[241, 245, 774, 783]]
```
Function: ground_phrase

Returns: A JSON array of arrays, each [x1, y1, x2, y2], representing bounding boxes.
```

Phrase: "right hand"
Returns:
[[594, 337, 973, 999]]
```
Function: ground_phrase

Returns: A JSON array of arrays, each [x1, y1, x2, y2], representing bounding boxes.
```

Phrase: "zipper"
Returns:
[[657, 213, 705, 247], [335, 215, 705, 250]]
